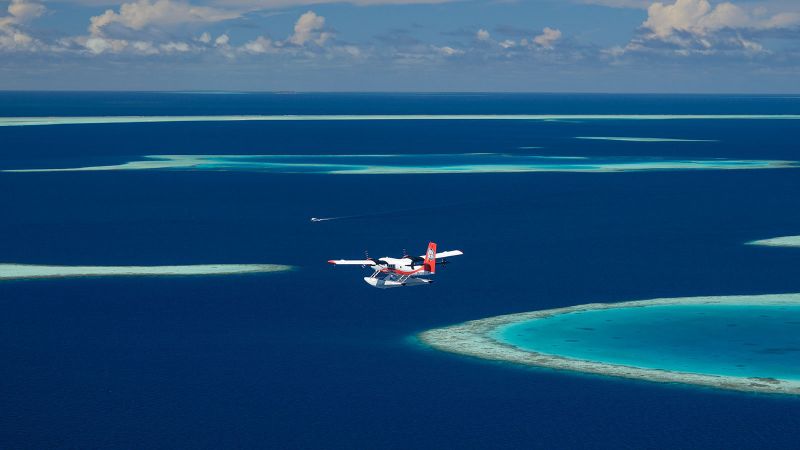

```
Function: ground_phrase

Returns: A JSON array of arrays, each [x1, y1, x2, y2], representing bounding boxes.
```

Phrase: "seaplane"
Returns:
[[328, 242, 463, 289]]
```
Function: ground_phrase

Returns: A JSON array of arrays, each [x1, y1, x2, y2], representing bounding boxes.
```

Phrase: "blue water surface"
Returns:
[[1, 93, 800, 449]]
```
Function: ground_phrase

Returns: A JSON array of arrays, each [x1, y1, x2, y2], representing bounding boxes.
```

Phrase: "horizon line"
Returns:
[[1, 90, 799, 96]]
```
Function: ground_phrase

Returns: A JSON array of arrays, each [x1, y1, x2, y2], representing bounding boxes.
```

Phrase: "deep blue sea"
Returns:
[[2, 93, 800, 449]]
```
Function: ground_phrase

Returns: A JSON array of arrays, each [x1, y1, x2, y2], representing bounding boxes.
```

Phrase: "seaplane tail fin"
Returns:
[[424, 242, 437, 274]]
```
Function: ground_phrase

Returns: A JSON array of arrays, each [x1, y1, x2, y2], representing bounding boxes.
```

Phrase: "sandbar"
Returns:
[[747, 236, 800, 248], [3, 154, 796, 174], [2, 114, 800, 127], [575, 137, 716, 143], [0, 263, 293, 280], [418, 293, 800, 395]]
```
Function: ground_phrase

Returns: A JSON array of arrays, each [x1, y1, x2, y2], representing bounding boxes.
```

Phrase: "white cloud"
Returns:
[[76, 0, 242, 55], [340, 44, 361, 57], [69, 8, 342, 57], [619, 0, 800, 55], [533, 27, 562, 49], [7, 0, 45, 22], [242, 35, 275, 53], [466, 26, 562, 53], [160, 40, 191, 52], [84, 37, 113, 53], [132, 40, 159, 54], [643, 0, 800, 42], [435, 45, 463, 56], [762, 11, 800, 29], [288, 10, 331, 46], [500, 39, 515, 48], [84, 36, 129, 53], [89, 0, 241, 36], [235, 11, 363, 58], [644, 0, 744, 39], [737, 36, 763, 53], [215, 33, 230, 46], [80, 35, 194, 55], [0, 0, 46, 51]]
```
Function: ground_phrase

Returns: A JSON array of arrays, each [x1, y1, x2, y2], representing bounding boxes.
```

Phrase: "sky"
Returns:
[[1, 0, 799, 92]]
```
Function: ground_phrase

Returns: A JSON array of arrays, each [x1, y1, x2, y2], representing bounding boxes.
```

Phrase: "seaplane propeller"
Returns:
[[361, 250, 372, 268]]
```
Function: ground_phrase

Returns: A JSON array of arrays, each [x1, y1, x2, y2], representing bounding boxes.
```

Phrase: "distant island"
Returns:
[[419, 294, 800, 395]]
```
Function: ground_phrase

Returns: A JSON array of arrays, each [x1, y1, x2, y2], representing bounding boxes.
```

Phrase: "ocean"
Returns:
[[1, 92, 800, 449]]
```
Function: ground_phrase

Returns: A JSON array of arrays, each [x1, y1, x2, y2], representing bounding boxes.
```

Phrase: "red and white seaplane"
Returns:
[[328, 242, 463, 288]]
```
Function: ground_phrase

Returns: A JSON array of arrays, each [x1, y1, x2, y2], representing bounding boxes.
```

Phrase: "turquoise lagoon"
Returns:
[[496, 304, 800, 380]]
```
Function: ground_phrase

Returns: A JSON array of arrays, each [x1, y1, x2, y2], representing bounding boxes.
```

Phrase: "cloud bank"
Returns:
[[608, 0, 800, 56], [2, 0, 800, 90]]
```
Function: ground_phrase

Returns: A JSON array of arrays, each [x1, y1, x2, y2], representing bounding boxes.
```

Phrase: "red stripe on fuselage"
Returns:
[[390, 267, 425, 275]]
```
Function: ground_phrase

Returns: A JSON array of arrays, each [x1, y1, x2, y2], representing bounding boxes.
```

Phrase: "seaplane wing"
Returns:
[[421, 250, 464, 259], [328, 259, 376, 266]]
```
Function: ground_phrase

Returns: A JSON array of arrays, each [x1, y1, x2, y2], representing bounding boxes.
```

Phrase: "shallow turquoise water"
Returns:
[[497, 305, 800, 380]]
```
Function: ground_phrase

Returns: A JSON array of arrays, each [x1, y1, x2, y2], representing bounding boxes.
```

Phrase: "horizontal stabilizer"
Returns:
[[420, 250, 464, 259]]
